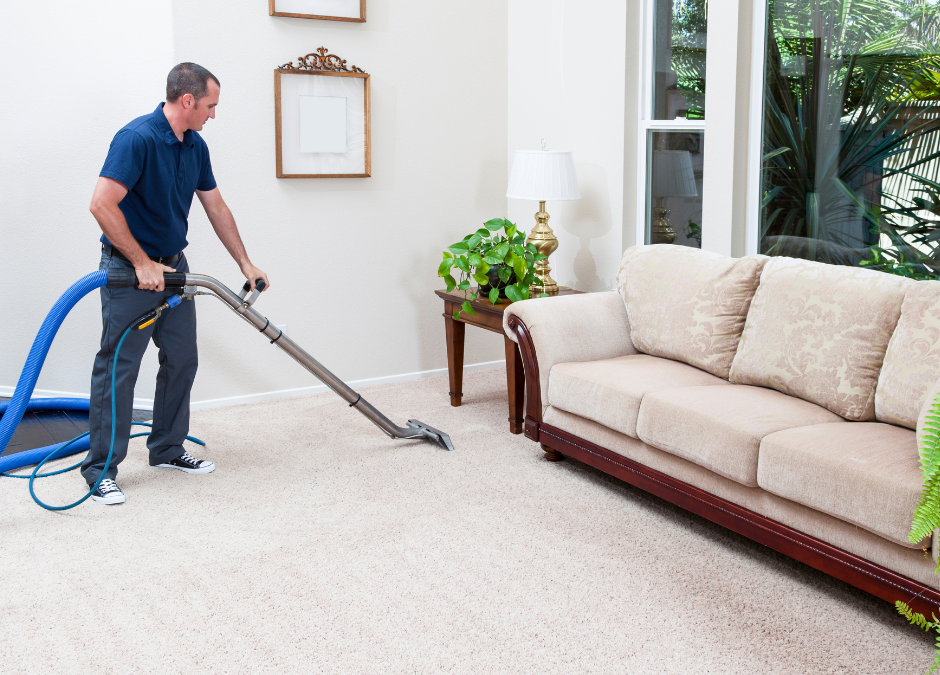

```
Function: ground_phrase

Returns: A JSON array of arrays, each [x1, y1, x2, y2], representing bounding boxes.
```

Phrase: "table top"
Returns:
[[435, 287, 582, 318]]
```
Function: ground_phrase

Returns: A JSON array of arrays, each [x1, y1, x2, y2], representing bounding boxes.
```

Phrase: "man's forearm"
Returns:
[[92, 203, 150, 267], [206, 204, 251, 267]]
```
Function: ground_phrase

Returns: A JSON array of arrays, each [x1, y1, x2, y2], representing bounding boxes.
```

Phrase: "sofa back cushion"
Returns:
[[729, 257, 911, 421], [616, 245, 768, 379], [876, 281, 940, 429]]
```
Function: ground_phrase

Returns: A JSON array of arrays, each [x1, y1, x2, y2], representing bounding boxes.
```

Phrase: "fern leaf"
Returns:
[[912, 391, 940, 553]]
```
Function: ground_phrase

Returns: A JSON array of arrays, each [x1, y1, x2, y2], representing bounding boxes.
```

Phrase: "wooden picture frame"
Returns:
[[268, 0, 366, 23], [274, 49, 371, 179]]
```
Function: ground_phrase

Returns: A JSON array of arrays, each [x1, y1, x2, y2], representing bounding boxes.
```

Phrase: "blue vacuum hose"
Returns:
[[0, 269, 203, 510], [0, 270, 107, 457]]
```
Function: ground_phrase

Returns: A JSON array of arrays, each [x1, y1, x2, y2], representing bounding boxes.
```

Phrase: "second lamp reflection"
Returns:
[[647, 130, 704, 248]]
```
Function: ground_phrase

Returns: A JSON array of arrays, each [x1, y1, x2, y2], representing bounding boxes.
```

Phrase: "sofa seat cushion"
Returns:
[[757, 422, 923, 548], [548, 354, 730, 439], [729, 257, 911, 421], [636, 385, 845, 487], [876, 280, 940, 429], [617, 245, 768, 379]]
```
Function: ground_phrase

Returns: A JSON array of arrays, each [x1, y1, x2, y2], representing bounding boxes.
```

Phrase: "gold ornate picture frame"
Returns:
[[274, 49, 371, 179], [268, 0, 366, 23]]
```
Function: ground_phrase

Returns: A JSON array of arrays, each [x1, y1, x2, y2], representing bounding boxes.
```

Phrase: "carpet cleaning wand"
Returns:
[[107, 269, 455, 451], [0, 268, 453, 508]]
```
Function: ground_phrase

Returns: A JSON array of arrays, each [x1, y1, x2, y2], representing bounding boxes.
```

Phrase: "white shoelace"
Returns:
[[179, 452, 200, 466], [98, 479, 120, 494]]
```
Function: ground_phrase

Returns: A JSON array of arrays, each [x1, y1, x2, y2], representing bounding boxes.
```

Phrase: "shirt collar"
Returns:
[[153, 102, 195, 148]]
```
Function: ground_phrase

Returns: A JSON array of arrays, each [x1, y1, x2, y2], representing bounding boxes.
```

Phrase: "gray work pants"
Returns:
[[81, 247, 198, 484]]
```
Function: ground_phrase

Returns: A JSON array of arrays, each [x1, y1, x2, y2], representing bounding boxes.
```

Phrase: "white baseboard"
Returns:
[[0, 360, 505, 412]]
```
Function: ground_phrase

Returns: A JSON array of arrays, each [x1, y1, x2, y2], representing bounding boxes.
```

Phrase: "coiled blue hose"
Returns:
[[0, 269, 204, 510], [0, 270, 108, 455]]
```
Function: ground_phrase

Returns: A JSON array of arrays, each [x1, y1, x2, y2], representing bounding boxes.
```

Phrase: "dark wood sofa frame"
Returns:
[[506, 314, 940, 616]]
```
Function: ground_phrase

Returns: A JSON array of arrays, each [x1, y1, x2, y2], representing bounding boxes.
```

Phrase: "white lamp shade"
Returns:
[[650, 150, 697, 198], [506, 150, 581, 201]]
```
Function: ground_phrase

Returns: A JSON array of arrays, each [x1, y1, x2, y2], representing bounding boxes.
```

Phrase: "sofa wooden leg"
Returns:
[[541, 444, 563, 462]]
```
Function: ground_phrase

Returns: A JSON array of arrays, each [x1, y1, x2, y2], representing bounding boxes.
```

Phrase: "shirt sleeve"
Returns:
[[99, 129, 146, 190], [197, 147, 217, 192]]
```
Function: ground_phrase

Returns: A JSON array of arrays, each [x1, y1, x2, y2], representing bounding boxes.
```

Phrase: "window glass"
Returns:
[[653, 0, 708, 120], [759, 0, 940, 276], [647, 130, 705, 247]]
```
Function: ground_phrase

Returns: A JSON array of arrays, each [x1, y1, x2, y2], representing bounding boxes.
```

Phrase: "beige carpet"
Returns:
[[0, 369, 934, 673]]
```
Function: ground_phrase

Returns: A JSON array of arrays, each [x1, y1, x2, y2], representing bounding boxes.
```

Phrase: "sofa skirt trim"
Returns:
[[538, 420, 940, 616]]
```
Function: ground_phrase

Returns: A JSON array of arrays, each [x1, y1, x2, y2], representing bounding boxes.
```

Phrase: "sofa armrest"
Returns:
[[503, 291, 637, 441]]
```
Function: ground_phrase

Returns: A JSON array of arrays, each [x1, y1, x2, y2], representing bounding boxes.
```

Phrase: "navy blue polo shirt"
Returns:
[[99, 103, 217, 257]]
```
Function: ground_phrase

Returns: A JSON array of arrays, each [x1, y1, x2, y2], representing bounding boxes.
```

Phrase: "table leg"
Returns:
[[505, 337, 524, 434], [444, 315, 465, 407]]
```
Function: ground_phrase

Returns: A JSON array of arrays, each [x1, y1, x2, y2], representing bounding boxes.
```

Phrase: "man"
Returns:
[[83, 63, 268, 505]]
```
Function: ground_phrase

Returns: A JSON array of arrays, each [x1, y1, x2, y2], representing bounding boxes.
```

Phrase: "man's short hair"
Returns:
[[166, 63, 220, 103]]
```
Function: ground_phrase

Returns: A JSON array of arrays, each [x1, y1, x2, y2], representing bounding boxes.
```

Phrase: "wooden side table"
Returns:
[[435, 288, 582, 434]]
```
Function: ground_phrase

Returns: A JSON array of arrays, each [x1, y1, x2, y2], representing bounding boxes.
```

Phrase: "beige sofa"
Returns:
[[503, 244, 940, 614]]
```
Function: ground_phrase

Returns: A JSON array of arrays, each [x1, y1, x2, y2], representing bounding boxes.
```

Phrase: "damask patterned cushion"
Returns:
[[876, 281, 940, 429], [729, 257, 911, 421], [616, 245, 768, 379]]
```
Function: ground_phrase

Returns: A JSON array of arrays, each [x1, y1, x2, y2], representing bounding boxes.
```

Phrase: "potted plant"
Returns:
[[439, 218, 547, 320]]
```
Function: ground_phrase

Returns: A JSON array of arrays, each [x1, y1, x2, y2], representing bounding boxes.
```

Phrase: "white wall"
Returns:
[[507, 0, 628, 292], [0, 0, 174, 401], [1, 0, 509, 406]]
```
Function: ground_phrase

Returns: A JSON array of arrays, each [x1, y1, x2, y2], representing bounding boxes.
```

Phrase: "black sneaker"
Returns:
[[154, 451, 215, 474], [90, 478, 125, 505]]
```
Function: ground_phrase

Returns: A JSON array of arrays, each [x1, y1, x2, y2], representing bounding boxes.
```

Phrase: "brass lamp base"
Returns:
[[526, 200, 559, 295], [650, 206, 677, 244]]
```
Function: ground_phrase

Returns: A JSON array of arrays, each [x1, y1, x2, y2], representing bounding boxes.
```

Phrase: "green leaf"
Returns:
[[489, 287, 499, 304], [458, 280, 471, 291], [454, 309, 461, 320], [442, 251, 453, 259], [461, 300, 477, 316], [533, 253, 547, 262], [506, 223, 517, 240], [762, 147, 791, 162], [467, 234, 483, 250], [472, 272, 490, 285], [504, 284, 522, 303], [494, 242, 510, 259], [498, 266, 512, 283], [448, 242, 469, 255], [476, 228, 490, 237], [476, 261, 491, 275], [484, 254, 504, 265], [438, 258, 455, 275], [444, 274, 457, 291], [539, 293, 550, 298], [467, 253, 484, 267], [484, 218, 508, 232], [513, 234, 527, 245], [453, 257, 470, 273], [513, 256, 526, 281]]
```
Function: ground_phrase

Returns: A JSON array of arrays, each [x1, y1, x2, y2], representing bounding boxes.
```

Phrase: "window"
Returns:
[[758, 0, 940, 276], [641, 0, 708, 247]]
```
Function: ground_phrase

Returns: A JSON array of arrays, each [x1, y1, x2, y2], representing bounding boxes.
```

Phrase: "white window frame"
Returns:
[[745, 0, 769, 255], [633, 0, 708, 249]]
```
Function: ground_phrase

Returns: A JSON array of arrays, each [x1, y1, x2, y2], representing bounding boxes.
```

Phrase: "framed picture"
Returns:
[[268, 0, 366, 22], [274, 49, 371, 178]]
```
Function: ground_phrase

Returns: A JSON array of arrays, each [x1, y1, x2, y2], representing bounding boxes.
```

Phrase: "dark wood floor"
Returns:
[[0, 398, 152, 457]]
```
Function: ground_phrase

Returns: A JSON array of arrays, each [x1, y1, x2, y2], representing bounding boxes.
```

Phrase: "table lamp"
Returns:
[[506, 147, 581, 295], [649, 150, 697, 244]]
